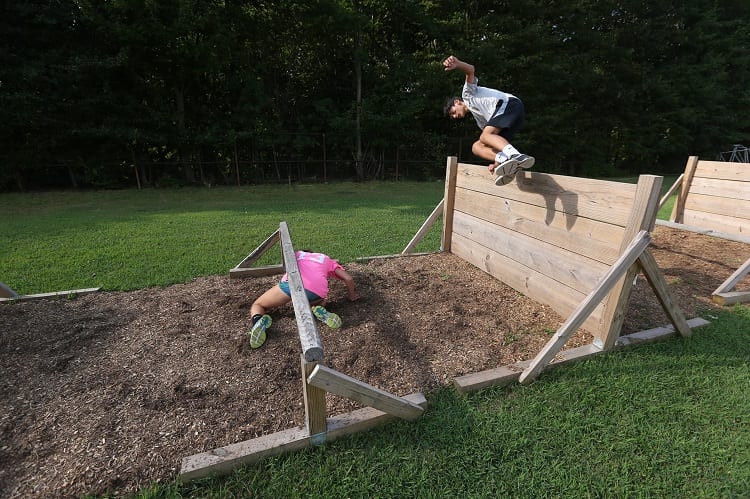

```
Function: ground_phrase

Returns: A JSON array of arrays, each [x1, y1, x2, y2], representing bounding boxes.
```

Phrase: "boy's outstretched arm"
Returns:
[[443, 55, 475, 84]]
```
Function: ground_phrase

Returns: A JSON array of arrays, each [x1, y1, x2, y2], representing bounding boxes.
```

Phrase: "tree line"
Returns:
[[1, 0, 748, 191]]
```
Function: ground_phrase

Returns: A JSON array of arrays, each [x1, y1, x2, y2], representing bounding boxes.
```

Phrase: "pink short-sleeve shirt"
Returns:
[[281, 251, 342, 298]]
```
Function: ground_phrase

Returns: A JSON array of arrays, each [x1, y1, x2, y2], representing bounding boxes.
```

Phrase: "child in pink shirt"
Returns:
[[248, 250, 360, 348]]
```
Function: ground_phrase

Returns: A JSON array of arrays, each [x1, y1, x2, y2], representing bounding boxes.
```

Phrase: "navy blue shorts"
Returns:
[[487, 97, 525, 140], [279, 281, 322, 302]]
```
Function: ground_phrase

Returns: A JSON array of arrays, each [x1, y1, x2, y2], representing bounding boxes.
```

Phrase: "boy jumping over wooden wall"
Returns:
[[443, 55, 534, 186]]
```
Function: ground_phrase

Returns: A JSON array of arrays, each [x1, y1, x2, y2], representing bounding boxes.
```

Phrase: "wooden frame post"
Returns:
[[658, 173, 684, 211], [669, 156, 699, 223], [0, 281, 19, 299], [441, 156, 458, 252], [302, 356, 327, 444], [596, 175, 663, 350], [520, 231, 651, 384]]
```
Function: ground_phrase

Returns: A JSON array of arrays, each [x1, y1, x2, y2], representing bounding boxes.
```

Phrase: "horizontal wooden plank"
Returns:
[[453, 361, 529, 392], [453, 211, 610, 295], [683, 210, 749, 239], [455, 162, 638, 227], [615, 317, 710, 347], [279, 222, 323, 363], [684, 193, 750, 220], [689, 176, 750, 202], [453, 343, 602, 393], [356, 251, 440, 263], [180, 392, 427, 482], [654, 219, 750, 244], [229, 264, 285, 278], [451, 233, 605, 334], [0, 287, 100, 303], [180, 426, 310, 481], [453, 187, 624, 265], [712, 291, 750, 306], [695, 160, 750, 182]]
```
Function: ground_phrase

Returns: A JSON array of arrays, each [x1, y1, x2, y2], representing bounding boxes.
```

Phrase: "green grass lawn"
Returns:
[[3, 179, 747, 498], [0, 182, 445, 294]]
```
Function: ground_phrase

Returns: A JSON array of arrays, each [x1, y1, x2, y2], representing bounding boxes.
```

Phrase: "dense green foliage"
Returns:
[[2, 1, 749, 190]]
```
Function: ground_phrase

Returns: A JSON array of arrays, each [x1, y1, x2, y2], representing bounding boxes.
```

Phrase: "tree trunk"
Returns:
[[175, 85, 194, 184], [353, 0, 364, 181]]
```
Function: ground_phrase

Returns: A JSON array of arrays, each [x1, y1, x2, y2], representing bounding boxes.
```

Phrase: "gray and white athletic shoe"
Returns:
[[493, 157, 519, 186], [511, 153, 535, 170]]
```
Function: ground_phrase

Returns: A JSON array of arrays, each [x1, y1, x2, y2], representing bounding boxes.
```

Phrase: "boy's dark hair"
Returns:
[[443, 96, 461, 117]]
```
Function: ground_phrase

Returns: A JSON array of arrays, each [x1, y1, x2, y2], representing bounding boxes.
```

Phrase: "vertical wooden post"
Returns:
[[596, 174, 663, 350], [301, 355, 327, 444], [442, 156, 458, 253], [669, 156, 699, 223]]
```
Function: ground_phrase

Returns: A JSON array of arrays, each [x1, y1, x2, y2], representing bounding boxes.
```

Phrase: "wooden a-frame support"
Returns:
[[711, 257, 750, 306], [403, 202, 701, 389], [519, 230, 691, 384], [181, 222, 426, 482]]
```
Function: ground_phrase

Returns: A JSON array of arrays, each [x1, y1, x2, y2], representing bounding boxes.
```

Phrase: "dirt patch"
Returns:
[[1, 226, 748, 498]]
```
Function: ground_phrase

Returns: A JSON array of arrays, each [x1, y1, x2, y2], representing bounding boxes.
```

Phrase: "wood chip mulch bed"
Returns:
[[1, 225, 748, 498]]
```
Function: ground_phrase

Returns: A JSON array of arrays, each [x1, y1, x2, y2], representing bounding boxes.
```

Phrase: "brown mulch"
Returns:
[[1, 225, 748, 498]]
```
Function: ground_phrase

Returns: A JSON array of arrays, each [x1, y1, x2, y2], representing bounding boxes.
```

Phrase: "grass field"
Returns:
[[3, 177, 748, 498], [0, 182, 445, 294]]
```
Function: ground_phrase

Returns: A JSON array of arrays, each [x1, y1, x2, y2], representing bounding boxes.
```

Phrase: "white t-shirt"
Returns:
[[461, 77, 515, 129]]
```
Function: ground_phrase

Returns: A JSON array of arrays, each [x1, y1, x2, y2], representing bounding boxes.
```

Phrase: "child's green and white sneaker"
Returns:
[[249, 314, 272, 348], [312, 305, 342, 329]]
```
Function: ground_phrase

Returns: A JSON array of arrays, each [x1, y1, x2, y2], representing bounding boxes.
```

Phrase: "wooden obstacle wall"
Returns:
[[669, 156, 750, 237], [442, 157, 663, 349], [663, 156, 750, 305]]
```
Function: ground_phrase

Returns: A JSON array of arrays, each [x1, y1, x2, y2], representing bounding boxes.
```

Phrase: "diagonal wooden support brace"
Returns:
[[402, 199, 444, 255], [636, 248, 691, 337], [519, 231, 651, 385], [229, 229, 283, 278], [307, 364, 424, 421]]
